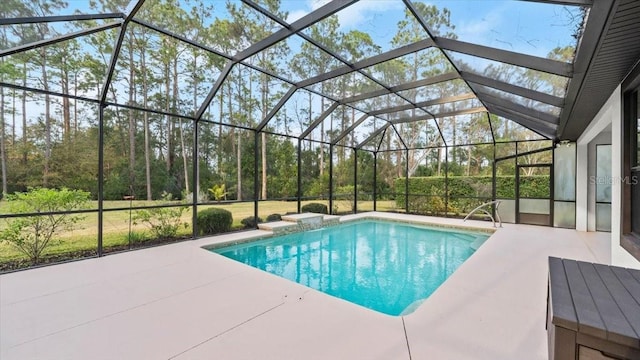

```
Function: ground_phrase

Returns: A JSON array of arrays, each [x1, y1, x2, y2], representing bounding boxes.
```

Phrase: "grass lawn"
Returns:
[[0, 199, 400, 265]]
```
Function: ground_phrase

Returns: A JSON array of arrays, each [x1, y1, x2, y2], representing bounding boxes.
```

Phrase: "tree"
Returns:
[[292, 15, 341, 177], [392, 4, 455, 177], [0, 188, 90, 264]]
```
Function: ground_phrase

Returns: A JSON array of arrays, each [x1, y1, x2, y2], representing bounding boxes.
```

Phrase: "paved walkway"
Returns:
[[1, 213, 611, 359]]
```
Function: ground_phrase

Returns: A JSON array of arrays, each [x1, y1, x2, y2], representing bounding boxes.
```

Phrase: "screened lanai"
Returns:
[[0, 0, 621, 270]]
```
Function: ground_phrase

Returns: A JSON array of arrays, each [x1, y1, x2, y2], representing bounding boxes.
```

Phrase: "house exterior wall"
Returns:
[[579, 86, 640, 268]]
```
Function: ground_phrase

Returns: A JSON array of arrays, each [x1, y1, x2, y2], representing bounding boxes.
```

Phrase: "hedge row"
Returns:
[[394, 175, 550, 215]]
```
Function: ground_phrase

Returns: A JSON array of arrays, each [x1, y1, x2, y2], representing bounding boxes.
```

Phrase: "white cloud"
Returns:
[[285, 0, 402, 29], [452, 3, 552, 57], [287, 9, 309, 23], [285, 0, 329, 23], [456, 11, 502, 46], [334, 0, 402, 29]]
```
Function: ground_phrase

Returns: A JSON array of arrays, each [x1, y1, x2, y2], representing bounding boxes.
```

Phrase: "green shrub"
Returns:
[[197, 208, 233, 235], [266, 213, 281, 222], [0, 187, 90, 264], [241, 216, 263, 229], [132, 193, 188, 239], [301, 202, 328, 214], [133, 206, 188, 239]]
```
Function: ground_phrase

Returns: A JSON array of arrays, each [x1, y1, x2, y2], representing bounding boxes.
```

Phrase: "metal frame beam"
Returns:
[[461, 71, 564, 107], [432, 118, 448, 147], [131, 18, 234, 62], [487, 112, 496, 144], [0, 81, 99, 104], [389, 107, 487, 124], [241, 0, 438, 136], [194, 62, 234, 121], [495, 145, 555, 162], [475, 91, 559, 125], [99, 0, 146, 104], [357, 123, 390, 149], [0, 22, 121, 58], [105, 101, 195, 120], [194, 1, 355, 126], [390, 123, 408, 150], [299, 102, 340, 139], [368, 93, 476, 116], [96, 0, 146, 255], [435, 37, 573, 77], [0, 13, 124, 25], [235, 0, 357, 61], [486, 101, 557, 130], [332, 114, 369, 145], [486, 105, 556, 139], [242, 0, 450, 146], [376, 128, 388, 151], [296, 38, 435, 88], [256, 86, 297, 132], [403, 0, 487, 147], [341, 72, 460, 104]]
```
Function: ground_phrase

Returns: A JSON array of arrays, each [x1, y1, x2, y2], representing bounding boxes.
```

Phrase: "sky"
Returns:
[[279, 0, 582, 59], [49, 0, 583, 61], [10, 0, 582, 141]]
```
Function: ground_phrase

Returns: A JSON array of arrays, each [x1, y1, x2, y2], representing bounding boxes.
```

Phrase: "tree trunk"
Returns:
[[229, 84, 241, 200], [141, 48, 152, 200], [21, 63, 27, 165], [437, 147, 442, 176], [218, 87, 223, 178], [61, 66, 70, 142], [127, 41, 136, 190], [467, 146, 471, 176], [260, 74, 268, 200], [42, 49, 51, 187], [12, 88, 16, 144], [179, 118, 189, 194], [165, 49, 172, 172], [73, 73, 78, 136], [173, 56, 189, 194], [0, 85, 8, 196]]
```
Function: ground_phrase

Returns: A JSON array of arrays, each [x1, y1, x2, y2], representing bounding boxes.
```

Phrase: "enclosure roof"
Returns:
[[1, 0, 634, 148]]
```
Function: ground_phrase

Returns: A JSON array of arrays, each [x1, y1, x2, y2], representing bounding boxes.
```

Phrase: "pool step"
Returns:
[[281, 213, 324, 223], [258, 221, 300, 234], [323, 214, 340, 226], [259, 213, 341, 235]]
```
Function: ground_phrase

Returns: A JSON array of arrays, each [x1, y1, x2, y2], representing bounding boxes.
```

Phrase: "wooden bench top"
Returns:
[[548, 257, 640, 349]]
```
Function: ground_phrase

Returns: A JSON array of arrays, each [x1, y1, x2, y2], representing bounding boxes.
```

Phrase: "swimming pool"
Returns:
[[211, 220, 489, 316]]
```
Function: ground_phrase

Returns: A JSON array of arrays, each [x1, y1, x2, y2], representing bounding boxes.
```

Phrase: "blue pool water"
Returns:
[[212, 220, 489, 316]]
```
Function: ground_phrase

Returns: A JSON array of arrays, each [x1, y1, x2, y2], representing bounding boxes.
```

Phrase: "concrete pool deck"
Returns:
[[1, 212, 611, 359]]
